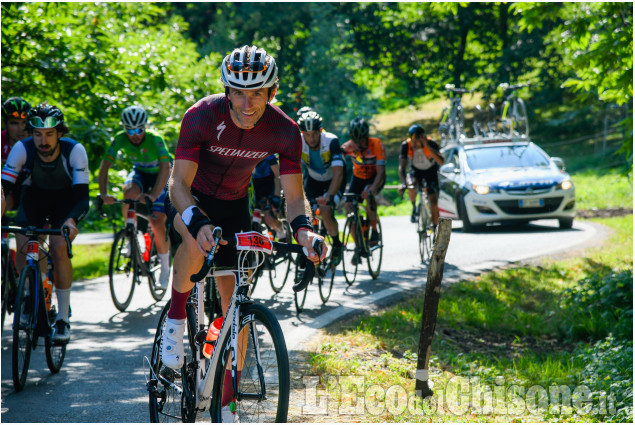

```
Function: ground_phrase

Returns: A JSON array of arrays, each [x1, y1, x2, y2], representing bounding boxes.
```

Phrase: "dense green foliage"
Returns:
[[2, 2, 631, 167]]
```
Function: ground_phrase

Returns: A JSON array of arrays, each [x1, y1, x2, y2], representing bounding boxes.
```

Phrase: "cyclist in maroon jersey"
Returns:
[[161, 46, 325, 379]]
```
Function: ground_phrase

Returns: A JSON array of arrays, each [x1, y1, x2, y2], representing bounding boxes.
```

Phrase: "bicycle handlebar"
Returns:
[[1, 225, 73, 259], [96, 195, 155, 219], [499, 82, 531, 91], [444, 83, 473, 94], [190, 227, 320, 292]]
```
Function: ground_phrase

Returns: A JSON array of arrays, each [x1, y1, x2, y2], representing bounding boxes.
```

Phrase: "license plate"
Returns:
[[519, 198, 543, 208]]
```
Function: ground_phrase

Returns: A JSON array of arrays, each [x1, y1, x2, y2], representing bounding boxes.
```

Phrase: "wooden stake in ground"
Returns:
[[415, 217, 452, 399]]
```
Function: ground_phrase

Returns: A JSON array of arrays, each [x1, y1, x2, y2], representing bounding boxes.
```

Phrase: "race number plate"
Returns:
[[235, 231, 273, 254], [519, 198, 543, 208]]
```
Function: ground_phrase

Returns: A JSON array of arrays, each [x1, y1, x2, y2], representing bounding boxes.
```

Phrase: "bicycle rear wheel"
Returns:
[[147, 229, 167, 302], [109, 229, 137, 312], [13, 266, 36, 392], [367, 219, 383, 279], [45, 331, 67, 374], [341, 217, 358, 285], [210, 303, 290, 423], [513, 98, 529, 137], [148, 301, 202, 422]]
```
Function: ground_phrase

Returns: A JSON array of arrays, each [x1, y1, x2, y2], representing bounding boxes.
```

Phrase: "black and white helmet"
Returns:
[[297, 111, 323, 132], [121, 106, 148, 129], [296, 106, 314, 117], [221, 45, 278, 90], [349, 117, 370, 141]]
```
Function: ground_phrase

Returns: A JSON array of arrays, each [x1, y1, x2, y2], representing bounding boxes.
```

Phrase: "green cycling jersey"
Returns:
[[104, 130, 171, 174]]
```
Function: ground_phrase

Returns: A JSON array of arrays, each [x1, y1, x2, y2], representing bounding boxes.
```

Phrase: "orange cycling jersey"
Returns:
[[341, 137, 386, 179]]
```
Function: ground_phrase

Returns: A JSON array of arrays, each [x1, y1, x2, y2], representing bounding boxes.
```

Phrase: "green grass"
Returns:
[[72, 243, 111, 281], [572, 170, 633, 211], [305, 216, 633, 422]]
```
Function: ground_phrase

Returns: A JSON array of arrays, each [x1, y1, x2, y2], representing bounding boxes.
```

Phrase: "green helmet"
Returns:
[[2, 97, 31, 120]]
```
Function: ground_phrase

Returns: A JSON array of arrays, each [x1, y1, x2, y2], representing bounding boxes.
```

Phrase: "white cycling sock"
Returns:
[[159, 252, 170, 271], [55, 288, 71, 322]]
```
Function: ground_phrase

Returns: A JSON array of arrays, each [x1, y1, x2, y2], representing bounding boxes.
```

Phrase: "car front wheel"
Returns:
[[459, 196, 476, 233], [558, 218, 574, 229]]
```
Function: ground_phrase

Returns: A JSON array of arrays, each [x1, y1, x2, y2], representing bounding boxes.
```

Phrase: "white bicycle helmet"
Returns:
[[121, 106, 148, 128], [221, 45, 278, 90]]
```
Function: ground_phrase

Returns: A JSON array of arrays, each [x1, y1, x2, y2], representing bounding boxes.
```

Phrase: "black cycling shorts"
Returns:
[[303, 175, 334, 206], [165, 188, 251, 269], [408, 167, 439, 195], [252, 174, 275, 210], [16, 186, 74, 228], [346, 175, 386, 198]]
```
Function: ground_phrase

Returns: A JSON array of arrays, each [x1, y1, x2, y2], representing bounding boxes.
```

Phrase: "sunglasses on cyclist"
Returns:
[[227, 59, 268, 74], [10, 111, 28, 119], [125, 127, 144, 135], [29, 116, 60, 128]]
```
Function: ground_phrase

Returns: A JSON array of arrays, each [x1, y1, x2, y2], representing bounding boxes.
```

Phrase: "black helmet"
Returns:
[[349, 117, 369, 142], [26, 102, 68, 133], [298, 111, 323, 132], [2, 97, 31, 120], [296, 106, 314, 117], [408, 124, 425, 136]]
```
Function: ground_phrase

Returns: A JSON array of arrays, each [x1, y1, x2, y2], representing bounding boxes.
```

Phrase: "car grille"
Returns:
[[494, 197, 564, 215]]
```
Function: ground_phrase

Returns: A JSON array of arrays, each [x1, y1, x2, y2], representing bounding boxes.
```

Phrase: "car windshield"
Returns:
[[465, 144, 551, 170]]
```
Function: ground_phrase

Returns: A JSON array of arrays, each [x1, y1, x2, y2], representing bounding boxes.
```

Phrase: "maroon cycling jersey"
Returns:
[[176, 94, 302, 200]]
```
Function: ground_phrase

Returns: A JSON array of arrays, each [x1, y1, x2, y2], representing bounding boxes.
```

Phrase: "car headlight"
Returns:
[[472, 184, 491, 195], [557, 180, 573, 190]]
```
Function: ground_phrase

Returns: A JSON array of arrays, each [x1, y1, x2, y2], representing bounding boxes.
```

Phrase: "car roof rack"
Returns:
[[445, 134, 530, 148]]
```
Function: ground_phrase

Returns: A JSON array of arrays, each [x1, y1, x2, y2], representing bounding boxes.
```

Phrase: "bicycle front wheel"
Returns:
[[268, 220, 292, 293], [418, 202, 433, 263], [13, 266, 36, 392], [367, 219, 383, 279], [293, 256, 308, 313], [109, 229, 137, 312], [210, 303, 290, 423], [318, 234, 335, 304], [147, 229, 167, 302], [341, 217, 358, 285]]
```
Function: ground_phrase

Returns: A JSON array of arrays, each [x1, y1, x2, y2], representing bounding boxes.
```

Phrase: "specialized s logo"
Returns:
[[217, 121, 226, 141]]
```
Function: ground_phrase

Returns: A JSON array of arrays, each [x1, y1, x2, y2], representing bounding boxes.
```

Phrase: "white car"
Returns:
[[438, 140, 576, 231]]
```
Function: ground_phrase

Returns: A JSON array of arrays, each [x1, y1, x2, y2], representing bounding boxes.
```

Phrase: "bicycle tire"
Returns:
[[109, 229, 137, 312], [293, 256, 308, 313], [366, 218, 383, 279], [1, 247, 13, 330], [147, 228, 167, 302], [318, 234, 335, 304], [341, 217, 358, 285], [45, 331, 67, 374], [267, 219, 292, 293], [473, 105, 484, 137], [418, 201, 433, 263], [209, 303, 290, 423], [513, 98, 529, 137], [12, 265, 36, 392], [148, 300, 202, 422]]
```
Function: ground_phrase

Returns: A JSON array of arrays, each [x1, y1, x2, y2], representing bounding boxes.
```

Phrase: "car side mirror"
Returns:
[[551, 157, 565, 171], [440, 163, 458, 174]]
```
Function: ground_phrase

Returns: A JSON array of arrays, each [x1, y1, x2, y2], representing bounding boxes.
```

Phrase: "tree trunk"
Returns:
[[415, 217, 452, 399]]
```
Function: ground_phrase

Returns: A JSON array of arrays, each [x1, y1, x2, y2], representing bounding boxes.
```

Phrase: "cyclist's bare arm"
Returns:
[[368, 165, 385, 195], [169, 159, 223, 255], [423, 138, 445, 165], [98, 159, 117, 204], [326, 165, 343, 198], [279, 172, 325, 264], [149, 161, 170, 202], [398, 157, 408, 186]]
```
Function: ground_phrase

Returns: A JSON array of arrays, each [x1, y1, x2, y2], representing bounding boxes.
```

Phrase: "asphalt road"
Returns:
[[1, 216, 602, 422]]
